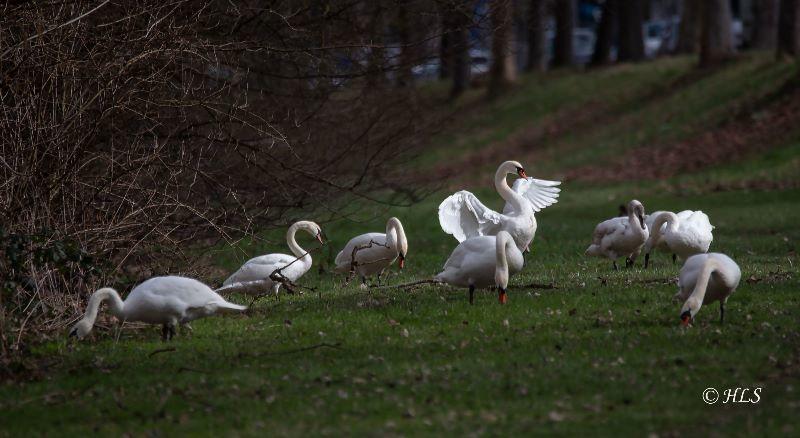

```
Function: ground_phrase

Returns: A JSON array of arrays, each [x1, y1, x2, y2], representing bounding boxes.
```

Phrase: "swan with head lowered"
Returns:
[[438, 160, 560, 253], [677, 253, 741, 326], [644, 210, 713, 268], [222, 221, 324, 296], [334, 217, 408, 288], [585, 199, 649, 270], [434, 231, 523, 304], [69, 276, 247, 341]]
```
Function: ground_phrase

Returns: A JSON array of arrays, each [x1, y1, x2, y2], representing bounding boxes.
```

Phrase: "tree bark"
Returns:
[[553, 0, 575, 67], [700, 0, 735, 67], [618, 0, 645, 62], [676, 0, 701, 53], [778, 0, 800, 56], [526, 0, 547, 71], [488, 0, 516, 98], [592, 0, 617, 65], [451, 4, 470, 98], [752, 0, 779, 49]]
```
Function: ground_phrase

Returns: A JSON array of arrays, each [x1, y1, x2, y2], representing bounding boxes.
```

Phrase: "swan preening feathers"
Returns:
[[677, 253, 741, 326], [435, 231, 523, 304], [334, 217, 408, 286], [70, 159, 749, 342], [438, 160, 560, 252], [223, 221, 323, 296], [585, 200, 649, 270], [69, 276, 246, 340]]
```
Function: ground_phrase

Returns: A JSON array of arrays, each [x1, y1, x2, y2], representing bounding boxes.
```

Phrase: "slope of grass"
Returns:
[[2, 56, 799, 436]]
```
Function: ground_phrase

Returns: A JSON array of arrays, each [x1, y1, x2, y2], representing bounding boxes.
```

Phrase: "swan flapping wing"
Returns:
[[438, 191, 503, 242], [504, 177, 561, 214]]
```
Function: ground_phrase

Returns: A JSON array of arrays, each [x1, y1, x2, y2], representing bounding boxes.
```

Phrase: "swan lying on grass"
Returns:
[[677, 253, 741, 326], [334, 217, 408, 288], [585, 199, 649, 270], [223, 221, 323, 297], [434, 231, 523, 304], [69, 276, 246, 341]]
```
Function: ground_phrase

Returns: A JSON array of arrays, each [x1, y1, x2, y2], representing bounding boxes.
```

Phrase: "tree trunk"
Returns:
[[553, 0, 575, 67], [526, 0, 547, 71], [778, 0, 800, 56], [700, 0, 735, 66], [592, 0, 617, 66], [489, 0, 516, 98], [618, 0, 645, 62], [752, 0, 779, 49], [451, 4, 470, 98], [676, 0, 701, 53]]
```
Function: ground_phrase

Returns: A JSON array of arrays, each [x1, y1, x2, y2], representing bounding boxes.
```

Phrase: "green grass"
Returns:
[[2, 55, 799, 436]]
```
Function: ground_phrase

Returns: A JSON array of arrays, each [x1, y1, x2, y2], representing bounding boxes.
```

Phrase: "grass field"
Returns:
[[1, 54, 799, 436]]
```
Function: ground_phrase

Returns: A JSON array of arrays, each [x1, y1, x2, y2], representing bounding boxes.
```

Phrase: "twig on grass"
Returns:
[[258, 342, 343, 356], [149, 347, 177, 358], [369, 279, 442, 290]]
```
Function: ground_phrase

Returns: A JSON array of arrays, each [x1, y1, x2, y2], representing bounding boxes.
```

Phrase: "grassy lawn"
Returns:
[[2, 55, 799, 436]]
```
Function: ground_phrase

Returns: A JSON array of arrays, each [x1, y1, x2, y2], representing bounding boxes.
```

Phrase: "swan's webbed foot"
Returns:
[[468, 285, 475, 305]]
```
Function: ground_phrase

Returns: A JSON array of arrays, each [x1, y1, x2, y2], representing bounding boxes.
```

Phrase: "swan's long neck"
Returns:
[[651, 212, 679, 241], [685, 258, 719, 314], [81, 288, 125, 327], [495, 233, 511, 290], [495, 166, 525, 213], [386, 218, 407, 255], [286, 223, 307, 259]]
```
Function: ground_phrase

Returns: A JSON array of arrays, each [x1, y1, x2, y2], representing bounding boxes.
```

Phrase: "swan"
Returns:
[[676, 253, 741, 326], [438, 160, 560, 253], [223, 221, 323, 296], [69, 276, 247, 340], [334, 217, 408, 287], [434, 231, 523, 304], [585, 199, 649, 270], [644, 210, 713, 268]]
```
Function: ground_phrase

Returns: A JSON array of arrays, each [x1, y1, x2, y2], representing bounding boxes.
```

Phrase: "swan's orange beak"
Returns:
[[398, 255, 405, 269], [680, 311, 692, 327], [316, 233, 324, 245], [517, 169, 528, 178], [498, 288, 508, 304]]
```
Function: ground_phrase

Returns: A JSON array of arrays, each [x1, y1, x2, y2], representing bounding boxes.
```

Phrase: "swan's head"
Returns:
[[296, 221, 324, 244], [387, 217, 408, 269], [628, 200, 646, 229], [499, 160, 527, 179], [680, 298, 701, 327], [68, 319, 93, 339]]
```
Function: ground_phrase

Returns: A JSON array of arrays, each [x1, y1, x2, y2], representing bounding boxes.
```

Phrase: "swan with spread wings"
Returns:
[[437, 160, 561, 252]]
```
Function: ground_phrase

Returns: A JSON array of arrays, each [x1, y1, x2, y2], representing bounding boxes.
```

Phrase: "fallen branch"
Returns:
[[369, 279, 442, 290], [148, 347, 176, 358], [258, 342, 342, 356], [520, 282, 558, 289]]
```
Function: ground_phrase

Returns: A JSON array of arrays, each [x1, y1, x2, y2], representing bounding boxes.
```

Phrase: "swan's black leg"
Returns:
[[361, 276, 367, 287], [672, 254, 677, 264], [469, 285, 475, 305], [612, 261, 619, 271], [644, 253, 650, 269], [719, 301, 725, 325], [161, 324, 169, 341], [625, 257, 633, 268], [169, 324, 177, 340]]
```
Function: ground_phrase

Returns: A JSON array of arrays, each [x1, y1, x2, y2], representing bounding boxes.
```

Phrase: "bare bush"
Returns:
[[0, 0, 452, 353]]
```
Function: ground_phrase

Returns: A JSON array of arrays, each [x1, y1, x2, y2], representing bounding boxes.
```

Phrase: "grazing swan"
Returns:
[[434, 231, 523, 304], [223, 221, 323, 296], [69, 276, 247, 340], [438, 160, 560, 253], [644, 210, 713, 268], [334, 217, 408, 287], [585, 199, 649, 270], [677, 253, 741, 326]]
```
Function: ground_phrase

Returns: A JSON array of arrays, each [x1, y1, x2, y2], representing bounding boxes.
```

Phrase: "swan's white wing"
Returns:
[[685, 211, 714, 234], [438, 191, 503, 242], [503, 177, 561, 214]]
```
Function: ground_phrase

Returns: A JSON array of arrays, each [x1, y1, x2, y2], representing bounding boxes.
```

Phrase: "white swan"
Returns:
[[644, 210, 713, 268], [438, 160, 560, 252], [334, 217, 408, 287], [69, 276, 247, 340], [223, 220, 323, 296], [585, 199, 649, 270], [677, 253, 741, 326], [434, 231, 523, 304]]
